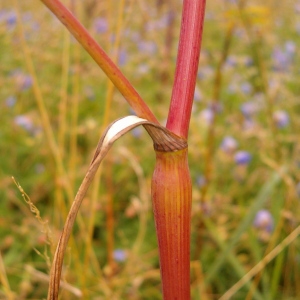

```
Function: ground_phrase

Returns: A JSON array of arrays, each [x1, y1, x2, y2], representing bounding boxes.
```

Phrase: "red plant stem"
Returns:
[[166, 0, 206, 138], [151, 149, 192, 300], [40, 0, 158, 123]]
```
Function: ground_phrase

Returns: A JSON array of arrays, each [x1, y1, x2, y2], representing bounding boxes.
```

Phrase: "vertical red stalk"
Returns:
[[38, 1, 206, 299], [152, 1, 206, 299], [152, 149, 192, 299], [167, 0, 206, 138]]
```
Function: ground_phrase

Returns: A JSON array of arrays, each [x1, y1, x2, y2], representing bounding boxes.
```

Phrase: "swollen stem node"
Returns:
[[152, 148, 192, 300]]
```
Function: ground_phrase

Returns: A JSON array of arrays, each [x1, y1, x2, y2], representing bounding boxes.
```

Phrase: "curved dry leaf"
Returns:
[[48, 116, 187, 300]]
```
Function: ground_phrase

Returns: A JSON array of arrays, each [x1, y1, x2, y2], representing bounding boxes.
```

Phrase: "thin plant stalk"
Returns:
[[83, 0, 126, 279], [68, 29, 80, 188], [200, 23, 234, 204], [166, 0, 206, 138], [237, 0, 280, 161], [102, 0, 126, 272], [236, 3, 286, 297], [220, 224, 300, 300], [40, 0, 158, 124], [0, 252, 14, 300], [194, 23, 234, 261], [37, 1, 207, 300], [55, 9, 71, 231], [14, 0, 95, 284], [151, 1, 206, 299], [110, 147, 151, 299]]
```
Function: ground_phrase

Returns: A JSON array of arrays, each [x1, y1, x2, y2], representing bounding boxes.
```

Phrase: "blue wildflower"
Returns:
[[199, 108, 214, 125], [5, 96, 16, 107], [253, 210, 274, 233], [225, 55, 237, 67], [6, 10, 17, 28], [93, 17, 108, 34], [234, 151, 251, 165], [240, 101, 259, 118], [14, 115, 34, 132], [193, 87, 202, 102], [137, 41, 157, 55], [196, 175, 206, 188], [296, 182, 300, 198], [131, 127, 143, 138], [243, 118, 256, 131], [240, 82, 252, 95], [272, 43, 295, 72], [285, 41, 296, 55], [11, 70, 33, 92], [113, 249, 127, 262], [197, 66, 214, 79], [136, 63, 149, 75], [118, 48, 127, 66], [273, 110, 289, 128], [220, 136, 238, 154]]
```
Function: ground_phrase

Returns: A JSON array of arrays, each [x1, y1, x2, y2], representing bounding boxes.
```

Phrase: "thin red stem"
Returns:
[[166, 0, 206, 138], [40, 0, 158, 123]]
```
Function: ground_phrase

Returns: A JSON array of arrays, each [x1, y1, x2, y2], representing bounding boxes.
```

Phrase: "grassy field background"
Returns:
[[1, 0, 300, 299]]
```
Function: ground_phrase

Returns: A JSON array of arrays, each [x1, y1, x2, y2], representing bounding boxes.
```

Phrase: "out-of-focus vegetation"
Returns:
[[1, 0, 300, 299]]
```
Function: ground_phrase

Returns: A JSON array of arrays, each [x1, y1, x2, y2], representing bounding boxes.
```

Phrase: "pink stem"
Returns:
[[40, 0, 158, 123], [166, 0, 206, 138]]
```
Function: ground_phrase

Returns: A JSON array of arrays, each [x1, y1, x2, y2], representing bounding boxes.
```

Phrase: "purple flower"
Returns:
[[129, 108, 137, 116], [234, 151, 251, 165], [11, 70, 33, 92], [137, 41, 157, 55], [0, 10, 17, 29], [118, 48, 127, 66], [5, 96, 16, 107], [240, 82, 252, 95], [273, 110, 289, 128], [14, 115, 34, 132], [272, 45, 294, 72], [196, 175, 206, 188], [208, 102, 222, 114], [296, 22, 300, 35], [131, 127, 143, 138], [84, 86, 95, 101], [93, 17, 108, 33], [146, 14, 169, 31], [194, 87, 202, 102], [197, 66, 214, 79], [253, 210, 274, 233], [285, 41, 296, 55], [220, 136, 238, 153], [136, 63, 149, 75], [199, 108, 214, 125], [240, 101, 259, 118], [296, 182, 300, 198], [225, 55, 237, 67], [113, 249, 127, 262], [244, 56, 253, 67]]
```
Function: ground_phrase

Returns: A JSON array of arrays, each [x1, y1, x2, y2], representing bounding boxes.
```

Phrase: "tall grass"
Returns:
[[1, 0, 300, 299]]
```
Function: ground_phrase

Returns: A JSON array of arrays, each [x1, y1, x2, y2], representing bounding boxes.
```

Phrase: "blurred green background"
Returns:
[[1, 0, 300, 299]]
